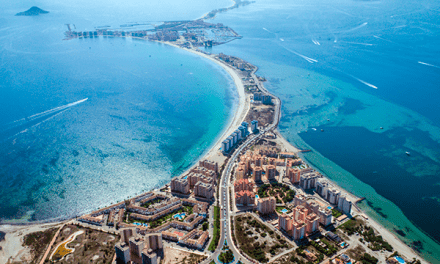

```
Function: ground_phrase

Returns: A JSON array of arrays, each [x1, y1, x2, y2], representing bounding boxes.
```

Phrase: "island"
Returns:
[[15, 6, 49, 16]]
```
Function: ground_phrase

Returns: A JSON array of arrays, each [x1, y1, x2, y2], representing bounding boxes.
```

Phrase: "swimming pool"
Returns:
[[395, 256, 405, 264], [327, 206, 332, 210], [173, 212, 186, 220], [281, 208, 288, 214]]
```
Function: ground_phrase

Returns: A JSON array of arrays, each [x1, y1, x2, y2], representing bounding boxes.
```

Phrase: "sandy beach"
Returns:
[[160, 42, 251, 169], [0, 222, 63, 264], [0, 38, 430, 264]]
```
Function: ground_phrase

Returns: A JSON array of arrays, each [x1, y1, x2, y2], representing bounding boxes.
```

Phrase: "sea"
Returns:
[[0, 0, 236, 222], [2, 0, 440, 263], [207, 0, 440, 262]]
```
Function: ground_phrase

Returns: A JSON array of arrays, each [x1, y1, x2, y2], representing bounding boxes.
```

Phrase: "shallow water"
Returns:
[[208, 0, 440, 261], [0, 0, 236, 222]]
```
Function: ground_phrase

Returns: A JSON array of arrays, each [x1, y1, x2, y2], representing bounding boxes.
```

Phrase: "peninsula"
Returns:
[[15, 6, 49, 16], [0, 5, 431, 264]]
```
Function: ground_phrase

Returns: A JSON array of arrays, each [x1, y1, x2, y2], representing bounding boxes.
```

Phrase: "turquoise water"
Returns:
[[0, 0, 236, 222], [207, 0, 440, 262]]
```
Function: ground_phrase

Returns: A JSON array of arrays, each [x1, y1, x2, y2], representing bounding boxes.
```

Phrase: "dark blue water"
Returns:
[[0, 0, 235, 222], [205, 0, 440, 261]]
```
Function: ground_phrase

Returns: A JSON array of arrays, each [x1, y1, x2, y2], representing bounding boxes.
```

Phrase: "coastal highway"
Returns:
[[208, 91, 281, 264]]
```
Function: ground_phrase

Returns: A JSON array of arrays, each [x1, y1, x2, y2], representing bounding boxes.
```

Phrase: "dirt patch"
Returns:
[[245, 105, 275, 127], [234, 213, 291, 263], [162, 247, 207, 264], [44, 224, 119, 263], [22, 227, 58, 263]]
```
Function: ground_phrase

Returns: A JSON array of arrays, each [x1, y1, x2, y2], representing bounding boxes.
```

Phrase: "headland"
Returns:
[[15, 6, 49, 16]]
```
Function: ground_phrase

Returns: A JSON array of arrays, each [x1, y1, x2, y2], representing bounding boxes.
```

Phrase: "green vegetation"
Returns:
[[257, 183, 295, 203], [310, 238, 338, 256], [360, 253, 379, 264], [141, 198, 162, 208], [208, 206, 221, 251], [339, 218, 393, 252], [219, 248, 235, 263], [283, 189, 295, 203], [147, 205, 193, 228], [276, 206, 291, 214], [362, 227, 393, 251], [202, 222, 209, 231], [23, 227, 58, 263], [235, 215, 290, 263], [339, 218, 358, 235], [332, 208, 343, 218]]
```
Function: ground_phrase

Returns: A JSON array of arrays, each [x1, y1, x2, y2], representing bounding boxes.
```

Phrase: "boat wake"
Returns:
[[418, 61, 440, 69], [312, 39, 320, 45], [352, 76, 378, 89], [262, 27, 273, 34], [1, 98, 88, 141], [337, 22, 368, 33], [278, 44, 318, 64]]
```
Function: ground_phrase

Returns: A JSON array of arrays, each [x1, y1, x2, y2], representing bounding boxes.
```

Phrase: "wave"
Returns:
[[418, 61, 440, 69]]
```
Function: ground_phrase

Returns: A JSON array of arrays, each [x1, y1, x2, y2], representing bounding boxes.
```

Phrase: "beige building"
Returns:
[[235, 190, 255, 206], [278, 213, 293, 235], [142, 248, 157, 264], [266, 165, 277, 180], [145, 233, 163, 251], [292, 221, 306, 240], [170, 177, 190, 194], [287, 168, 301, 184], [194, 181, 214, 199], [199, 159, 218, 173], [305, 213, 320, 233], [187, 172, 214, 188], [236, 165, 246, 180], [278, 206, 320, 240], [253, 166, 263, 182], [257, 197, 276, 214], [234, 178, 254, 192], [129, 236, 144, 263]]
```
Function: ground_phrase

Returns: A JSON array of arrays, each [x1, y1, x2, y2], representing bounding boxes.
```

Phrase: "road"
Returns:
[[205, 79, 281, 264]]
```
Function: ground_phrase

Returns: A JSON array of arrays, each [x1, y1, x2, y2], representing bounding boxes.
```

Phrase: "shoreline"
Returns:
[[0, 39, 430, 264], [170, 44, 427, 262]]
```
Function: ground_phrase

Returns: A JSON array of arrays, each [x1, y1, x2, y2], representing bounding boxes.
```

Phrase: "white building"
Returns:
[[337, 195, 352, 215], [327, 188, 340, 205]]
